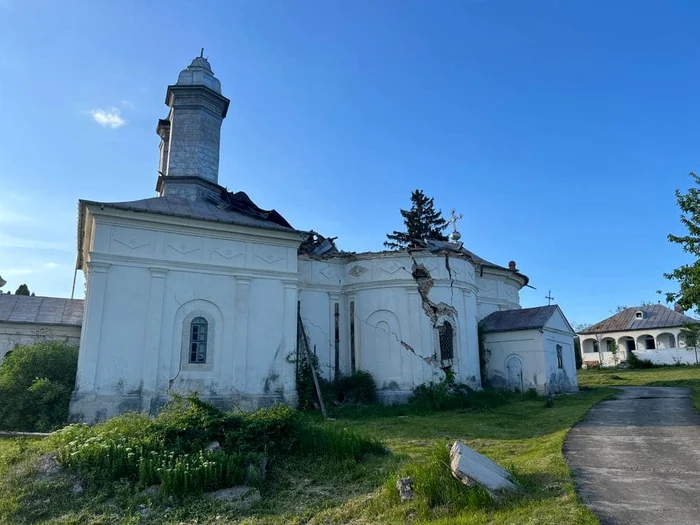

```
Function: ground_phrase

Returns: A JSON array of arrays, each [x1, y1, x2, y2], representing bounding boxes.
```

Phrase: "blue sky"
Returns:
[[1, 0, 699, 326]]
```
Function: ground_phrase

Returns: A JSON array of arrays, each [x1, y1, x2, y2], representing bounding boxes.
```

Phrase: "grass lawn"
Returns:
[[0, 387, 615, 525], [578, 365, 700, 410]]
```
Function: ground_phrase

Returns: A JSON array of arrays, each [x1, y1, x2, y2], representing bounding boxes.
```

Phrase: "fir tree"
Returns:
[[14, 284, 30, 296], [384, 190, 448, 250]]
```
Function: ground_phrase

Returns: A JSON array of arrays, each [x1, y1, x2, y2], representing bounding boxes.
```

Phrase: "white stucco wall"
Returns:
[[483, 309, 577, 394], [580, 326, 688, 367], [298, 251, 488, 402], [71, 206, 302, 422], [483, 329, 545, 392], [0, 323, 81, 362]]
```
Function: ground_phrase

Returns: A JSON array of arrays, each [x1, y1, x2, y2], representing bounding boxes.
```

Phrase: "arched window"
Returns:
[[189, 317, 208, 363], [439, 321, 454, 361], [645, 335, 655, 350]]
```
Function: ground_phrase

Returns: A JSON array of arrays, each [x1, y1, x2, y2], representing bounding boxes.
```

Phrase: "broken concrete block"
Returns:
[[396, 476, 414, 502], [449, 441, 517, 496]]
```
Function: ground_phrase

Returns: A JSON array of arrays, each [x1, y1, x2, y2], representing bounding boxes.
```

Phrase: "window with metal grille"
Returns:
[[189, 317, 208, 363], [439, 321, 454, 361], [556, 344, 563, 369]]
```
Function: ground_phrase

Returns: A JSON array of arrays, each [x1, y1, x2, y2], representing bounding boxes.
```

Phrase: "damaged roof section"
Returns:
[[77, 183, 296, 268], [298, 231, 341, 257]]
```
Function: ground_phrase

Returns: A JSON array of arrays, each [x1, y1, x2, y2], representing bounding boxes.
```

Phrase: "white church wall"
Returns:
[[483, 329, 547, 393], [542, 329, 578, 393], [71, 210, 301, 422], [475, 273, 521, 321], [0, 323, 81, 363], [298, 252, 482, 402]]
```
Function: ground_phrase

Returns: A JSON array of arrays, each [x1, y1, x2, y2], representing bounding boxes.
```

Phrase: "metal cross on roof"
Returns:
[[448, 209, 463, 243], [449, 209, 463, 233], [545, 290, 554, 306]]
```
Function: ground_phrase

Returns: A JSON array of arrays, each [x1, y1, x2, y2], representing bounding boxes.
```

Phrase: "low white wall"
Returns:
[[582, 348, 700, 367], [634, 348, 699, 366]]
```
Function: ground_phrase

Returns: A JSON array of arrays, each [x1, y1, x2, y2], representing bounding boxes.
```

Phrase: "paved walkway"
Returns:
[[564, 386, 700, 525]]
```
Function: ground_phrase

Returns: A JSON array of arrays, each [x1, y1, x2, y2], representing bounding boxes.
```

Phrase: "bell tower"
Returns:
[[156, 51, 230, 199]]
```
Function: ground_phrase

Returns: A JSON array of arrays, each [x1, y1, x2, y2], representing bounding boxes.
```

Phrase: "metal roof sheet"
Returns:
[[0, 295, 84, 326], [479, 305, 560, 333]]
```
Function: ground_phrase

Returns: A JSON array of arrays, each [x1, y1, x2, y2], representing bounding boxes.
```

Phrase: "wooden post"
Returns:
[[299, 311, 327, 418]]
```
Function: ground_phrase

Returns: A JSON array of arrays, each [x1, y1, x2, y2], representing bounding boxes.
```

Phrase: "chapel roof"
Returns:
[[479, 305, 563, 333], [578, 304, 700, 335], [77, 187, 296, 267], [0, 294, 84, 327]]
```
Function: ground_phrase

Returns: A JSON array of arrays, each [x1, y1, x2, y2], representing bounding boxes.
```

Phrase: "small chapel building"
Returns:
[[69, 56, 577, 422]]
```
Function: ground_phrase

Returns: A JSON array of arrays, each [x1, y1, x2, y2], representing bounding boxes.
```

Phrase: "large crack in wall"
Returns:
[[407, 251, 457, 327]]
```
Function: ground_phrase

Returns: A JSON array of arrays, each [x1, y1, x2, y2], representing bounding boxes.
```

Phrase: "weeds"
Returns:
[[50, 395, 385, 497]]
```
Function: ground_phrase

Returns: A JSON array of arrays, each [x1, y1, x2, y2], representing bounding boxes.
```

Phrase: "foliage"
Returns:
[[607, 340, 620, 366], [478, 325, 491, 386], [408, 374, 523, 412], [51, 395, 385, 498], [1, 387, 614, 524], [293, 349, 330, 411], [0, 342, 78, 432], [680, 323, 700, 348], [626, 350, 655, 369], [14, 284, 31, 296], [384, 189, 448, 250], [335, 370, 377, 404], [664, 172, 700, 314], [293, 349, 378, 410]]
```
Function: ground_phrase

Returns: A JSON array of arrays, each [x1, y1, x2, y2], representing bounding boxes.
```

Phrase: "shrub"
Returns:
[[52, 394, 385, 497], [409, 377, 514, 412], [627, 351, 655, 369], [0, 342, 78, 431], [335, 370, 377, 404]]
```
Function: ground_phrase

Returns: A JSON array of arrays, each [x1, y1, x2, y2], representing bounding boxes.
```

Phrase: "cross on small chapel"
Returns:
[[545, 291, 554, 306]]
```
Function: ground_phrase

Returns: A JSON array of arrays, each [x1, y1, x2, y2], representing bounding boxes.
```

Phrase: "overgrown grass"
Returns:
[[0, 387, 612, 524], [578, 365, 700, 411]]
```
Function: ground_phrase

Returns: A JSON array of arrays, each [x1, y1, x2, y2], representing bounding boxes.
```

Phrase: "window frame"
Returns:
[[438, 320, 455, 362], [556, 344, 563, 369], [189, 316, 208, 364]]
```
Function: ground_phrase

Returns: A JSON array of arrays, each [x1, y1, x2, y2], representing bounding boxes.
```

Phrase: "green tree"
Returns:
[[0, 342, 78, 431], [384, 190, 448, 250], [665, 172, 700, 314], [14, 284, 30, 296]]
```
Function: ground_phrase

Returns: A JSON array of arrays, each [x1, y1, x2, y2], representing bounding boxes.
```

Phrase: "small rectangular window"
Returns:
[[556, 344, 563, 369]]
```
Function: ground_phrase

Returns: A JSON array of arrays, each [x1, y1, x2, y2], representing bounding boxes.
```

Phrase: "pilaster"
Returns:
[[76, 261, 110, 391]]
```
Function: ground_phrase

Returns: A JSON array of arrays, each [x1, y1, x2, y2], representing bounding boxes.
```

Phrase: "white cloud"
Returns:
[[90, 107, 126, 128], [121, 99, 136, 109], [45, 262, 60, 268]]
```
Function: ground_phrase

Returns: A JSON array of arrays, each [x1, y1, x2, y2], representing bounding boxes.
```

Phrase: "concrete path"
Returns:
[[564, 387, 700, 525]]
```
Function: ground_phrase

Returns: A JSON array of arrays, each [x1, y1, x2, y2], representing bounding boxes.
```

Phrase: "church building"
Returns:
[[69, 56, 577, 422]]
